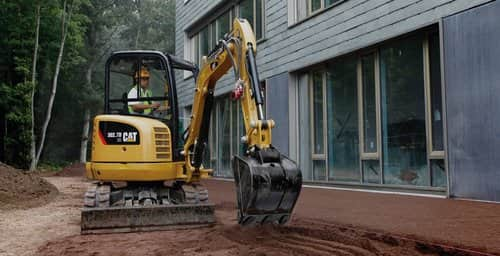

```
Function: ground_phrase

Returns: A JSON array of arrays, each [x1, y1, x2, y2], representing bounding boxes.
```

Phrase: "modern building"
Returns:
[[175, 0, 500, 202]]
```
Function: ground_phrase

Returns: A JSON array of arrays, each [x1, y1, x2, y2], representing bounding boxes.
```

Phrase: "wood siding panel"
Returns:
[[175, 0, 490, 107]]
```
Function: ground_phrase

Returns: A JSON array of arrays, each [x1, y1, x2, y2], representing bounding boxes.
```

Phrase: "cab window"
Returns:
[[108, 55, 172, 121]]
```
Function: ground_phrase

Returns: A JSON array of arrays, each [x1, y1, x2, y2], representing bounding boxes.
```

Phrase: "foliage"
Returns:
[[38, 160, 70, 172], [119, 0, 176, 53], [0, 82, 32, 168], [0, 0, 177, 168]]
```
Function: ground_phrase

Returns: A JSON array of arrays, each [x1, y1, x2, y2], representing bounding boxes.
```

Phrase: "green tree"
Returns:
[[0, 0, 176, 168], [0, 0, 41, 168]]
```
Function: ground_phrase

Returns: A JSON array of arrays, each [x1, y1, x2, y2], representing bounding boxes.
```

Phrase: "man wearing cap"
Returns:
[[128, 67, 160, 115]]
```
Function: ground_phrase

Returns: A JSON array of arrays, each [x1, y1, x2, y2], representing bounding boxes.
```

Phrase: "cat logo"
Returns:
[[123, 132, 138, 142]]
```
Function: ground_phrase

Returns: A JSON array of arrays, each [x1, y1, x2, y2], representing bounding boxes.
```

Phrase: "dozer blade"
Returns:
[[81, 203, 215, 234], [233, 148, 302, 226]]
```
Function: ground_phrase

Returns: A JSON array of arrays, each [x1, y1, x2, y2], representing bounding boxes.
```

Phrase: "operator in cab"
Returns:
[[128, 67, 160, 115]]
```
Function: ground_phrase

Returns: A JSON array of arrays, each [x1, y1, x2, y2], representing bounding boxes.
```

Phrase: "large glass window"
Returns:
[[362, 54, 377, 153], [198, 26, 209, 65], [239, 0, 264, 40], [255, 0, 263, 39], [293, 0, 347, 22], [190, 10, 232, 66], [326, 58, 360, 181], [312, 72, 324, 155], [217, 12, 231, 41], [431, 159, 446, 187], [429, 33, 444, 152], [203, 95, 245, 178], [362, 160, 380, 183], [310, 0, 322, 13], [311, 71, 326, 181], [304, 30, 445, 188], [202, 106, 216, 169], [218, 97, 232, 177], [189, 1, 265, 67], [231, 99, 239, 160], [313, 160, 327, 181], [380, 36, 428, 186], [239, 0, 253, 30]]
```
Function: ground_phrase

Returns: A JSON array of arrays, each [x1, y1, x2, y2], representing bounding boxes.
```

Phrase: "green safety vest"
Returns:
[[128, 87, 153, 115]]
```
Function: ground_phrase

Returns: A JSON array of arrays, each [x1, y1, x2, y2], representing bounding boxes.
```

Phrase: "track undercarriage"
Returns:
[[81, 182, 215, 234]]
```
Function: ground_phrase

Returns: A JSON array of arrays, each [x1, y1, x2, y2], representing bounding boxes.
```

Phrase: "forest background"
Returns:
[[0, 0, 175, 170]]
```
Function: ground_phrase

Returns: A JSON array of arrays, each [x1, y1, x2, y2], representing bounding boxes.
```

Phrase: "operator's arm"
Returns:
[[130, 103, 160, 112], [127, 87, 160, 113]]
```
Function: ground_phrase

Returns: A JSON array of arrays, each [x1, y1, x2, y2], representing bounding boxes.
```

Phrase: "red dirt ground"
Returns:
[[36, 178, 499, 256], [2, 163, 499, 256], [54, 162, 85, 177], [207, 179, 500, 255]]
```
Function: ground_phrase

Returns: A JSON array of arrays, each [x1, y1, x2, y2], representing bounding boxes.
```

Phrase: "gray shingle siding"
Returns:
[[175, 0, 491, 107]]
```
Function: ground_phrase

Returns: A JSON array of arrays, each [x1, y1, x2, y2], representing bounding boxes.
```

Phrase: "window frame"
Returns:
[[309, 70, 327, 181], [308, 0, 324, 16], [306, 31, 446, 188], [206, 95, 246, 177], [185, 0, 266, 78], [289, 0, 348, 26], [423, 36, 445, 159], [185, 8, 235, 72], [237, 0, 266, 41], [358, 52, 381, 161], [423, 33, 446, 188]]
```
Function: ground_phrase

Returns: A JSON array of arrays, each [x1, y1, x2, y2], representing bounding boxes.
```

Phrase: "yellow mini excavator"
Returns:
[[82, 19, 302, 234]]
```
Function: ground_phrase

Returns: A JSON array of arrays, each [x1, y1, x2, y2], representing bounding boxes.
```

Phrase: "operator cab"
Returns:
[[104, 51, 198, 160]]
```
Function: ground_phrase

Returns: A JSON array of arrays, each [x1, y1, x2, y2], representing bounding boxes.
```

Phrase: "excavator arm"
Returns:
[[183, 19, 302, 225]]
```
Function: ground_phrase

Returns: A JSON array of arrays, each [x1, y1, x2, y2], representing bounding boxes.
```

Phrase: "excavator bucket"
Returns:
[[233, 148, 302, 226]]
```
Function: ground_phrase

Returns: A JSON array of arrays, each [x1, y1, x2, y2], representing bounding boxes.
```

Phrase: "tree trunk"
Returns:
[[29, 3, 41, 171], [79, 63, 93, 163], [0, 112, 5, 162], [35, 0, 72, 166], [134, 0, 141, 49], [80, 109, 90, 163]]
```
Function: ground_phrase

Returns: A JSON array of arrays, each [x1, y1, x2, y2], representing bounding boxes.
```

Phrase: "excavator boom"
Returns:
[[183, 18, 302, 225]]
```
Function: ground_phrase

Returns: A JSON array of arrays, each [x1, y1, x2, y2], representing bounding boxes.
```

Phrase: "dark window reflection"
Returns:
[[256, 0, 263, 39], [362, 54, 377, 153], [363, 160, 380, 184], [380, 36, 429, 186], [313, 160, 326, 181], [429, 33, 444, 151], [326, 58, 360, 182], [431, 159, 446, 187], [218, 98, 232, 177], [312, 72, 324, 154], [199, 26, 209, 65], [311, 0, 322, 12], [217, 12, 230, 41]]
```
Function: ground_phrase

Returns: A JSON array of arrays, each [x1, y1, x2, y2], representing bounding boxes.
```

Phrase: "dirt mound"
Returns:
[[0, 162, 58, 210], [55, 162, 85, 177]]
